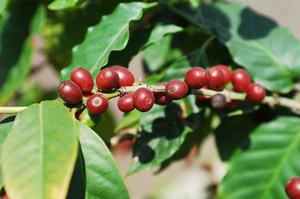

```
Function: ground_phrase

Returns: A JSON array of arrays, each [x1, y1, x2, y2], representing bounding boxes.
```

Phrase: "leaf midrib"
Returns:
[[260, 130, 300, 199], [39, 102, 44, 198]]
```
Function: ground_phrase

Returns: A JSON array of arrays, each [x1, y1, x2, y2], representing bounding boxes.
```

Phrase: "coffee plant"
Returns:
[[1, 0, 300, 198]]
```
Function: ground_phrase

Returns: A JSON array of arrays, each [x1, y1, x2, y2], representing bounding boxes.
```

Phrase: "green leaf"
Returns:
[[202, 3, 300, 93], [143, 24, 183, 48], [2, 101, 79, 199], [61, 2, 147, 79], [0, 2, 40, 105], [217, 117, 300, 199], [0, 117, 14, 188], [115, 110, 141, 133], [127, 104, 192, 176], [189, 0, 201, 8], [49, 0, 83, 10], [0, 0, 9, 16], [78, 122, 129, 199]]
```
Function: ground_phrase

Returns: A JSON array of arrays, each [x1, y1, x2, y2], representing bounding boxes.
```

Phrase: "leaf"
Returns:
[[217, 117, 300, 199], [0, 2, 40, 105], [202, 3, 300, 93], [189, 0, 201, 8], [143, 24, 183, 49], [49, 0, 83, 10], [0, 0, 9, 16], [0, 117, 14, 188], [215, 115, 255, 161], [115, 110, 141, 133], [78, 122, 129, 199], [2, 101, 79, 199], [127, 104, 192, 176], [61, 2, 147, 79]]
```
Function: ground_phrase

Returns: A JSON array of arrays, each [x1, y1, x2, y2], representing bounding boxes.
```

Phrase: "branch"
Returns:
[[1, 83, 300, 114]]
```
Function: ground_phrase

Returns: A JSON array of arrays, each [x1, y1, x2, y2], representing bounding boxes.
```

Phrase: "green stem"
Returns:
[[0, 107, 27, 114]]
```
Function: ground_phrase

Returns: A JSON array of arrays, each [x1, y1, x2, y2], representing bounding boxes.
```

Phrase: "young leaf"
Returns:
[[127, 104, 192, 176], [202, 3, 300, 93], [0, 2, 41, 105], [217, 117, 300, 199], [61, 2, 147, 79], [78, 122, 130, 199], [48, 0, 83, 10], [2, 101, 79, 199]]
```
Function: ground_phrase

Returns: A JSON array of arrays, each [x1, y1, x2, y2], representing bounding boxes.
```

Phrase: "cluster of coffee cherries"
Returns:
[[58, 64, 266, 115], [286, 177, 300, 199]]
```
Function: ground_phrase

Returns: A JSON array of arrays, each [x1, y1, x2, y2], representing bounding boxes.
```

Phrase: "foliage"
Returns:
[[0, 0, 300, 198]]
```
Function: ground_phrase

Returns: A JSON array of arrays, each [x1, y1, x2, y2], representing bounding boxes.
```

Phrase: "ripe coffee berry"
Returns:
[[111, 66, 135, 86], [215, 64, 231, 84], [166, 80, 188, 99], [58, 81, 83, 105], [231, 69, 251, 92], [286, 177, 300, 199], [155, 92, 172, 105], [86, 94, 109, 114], [118, 93, 135, 113], [210, 93, 227, 109], [184, 67, 207, 89], [96, 68, 119, 91], [70, 67, 94, 92], [247, 83, 266, 103], [133, 88, 154, 112], [207, 67, 226, 91]]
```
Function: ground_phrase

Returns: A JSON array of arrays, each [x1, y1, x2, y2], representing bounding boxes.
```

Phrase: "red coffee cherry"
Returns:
[[155, 92, 172, 105], [133, 88, 154, 112], [86, 94, 109, 114], [96, 68, 119, 91], [231, 69, 251, 92], [215, 64, 231, 84], [118, 93, 135, 113], [286, 177, 300, 199], [207, 67, 226, 91], [247, 83, 266, 103], [111, 66, 135, 86], [70, 67, 94, 93], [184, 67, 207, 89], [166, 80, 188, 99], [58, 81, 83, 105]]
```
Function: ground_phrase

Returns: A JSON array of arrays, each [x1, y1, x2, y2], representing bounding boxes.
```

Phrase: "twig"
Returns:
[[1, 84, 300, 114]]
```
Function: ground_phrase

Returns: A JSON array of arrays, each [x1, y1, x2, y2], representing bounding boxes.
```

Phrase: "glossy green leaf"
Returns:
[[78, 122, 129, 199], [2, 101, 79, 199], [61, 2, 147, 79], [0, 2, 40, 105], [202, 3, 300, 93], [49, 0, 83, 10], [127, 104, 192, 176], [217, 117, 300, 199]]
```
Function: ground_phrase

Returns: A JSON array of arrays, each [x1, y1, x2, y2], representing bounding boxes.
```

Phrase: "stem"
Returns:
[[1, 84, 300, 114]]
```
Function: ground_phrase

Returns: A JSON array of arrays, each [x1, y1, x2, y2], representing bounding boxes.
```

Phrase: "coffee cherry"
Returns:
[[210, 94, 227, 109], [58, 81, 83, 105], [286, 177, 300, 199], [111, 66, 135, 86], [231, 69, 251, 92], [247, 83, 266, 103], [215, 64, 231, 84], [207, 67, 226, 91], [184, 67, 207, 88], [96, 68, 119, 91], [118, 93, 135, 113], [70, 67, 94, 92], [133, 88, 154, 112], [86, 94, 109, 114], [155, 92, 172, 105], [166, 80, 188, 99]]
